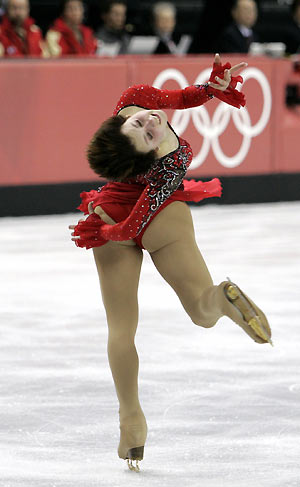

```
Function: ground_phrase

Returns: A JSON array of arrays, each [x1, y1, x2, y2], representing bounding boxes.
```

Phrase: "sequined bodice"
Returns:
[[101, 84, 212, 237]]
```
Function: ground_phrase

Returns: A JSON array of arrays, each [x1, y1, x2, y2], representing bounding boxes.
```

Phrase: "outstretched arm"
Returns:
[[113, 83, 213, 114], [113, 53, 247, 115]]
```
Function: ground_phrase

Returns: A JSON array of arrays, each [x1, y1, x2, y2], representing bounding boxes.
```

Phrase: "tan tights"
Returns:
[[92, 202, 264, 455]]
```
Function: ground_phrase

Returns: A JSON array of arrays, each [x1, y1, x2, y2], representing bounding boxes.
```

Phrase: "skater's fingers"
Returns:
[[88, 202, 94, 215], [214, 53, 221, 65], [208, 81, 227, 91], [229, 62, 247, 74], [69, 218, 84, 230], [208, 82, 220, 89], [224, 69, 231, 82], [215, 76, 227, 86]]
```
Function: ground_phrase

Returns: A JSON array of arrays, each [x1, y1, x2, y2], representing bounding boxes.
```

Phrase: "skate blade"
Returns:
[[249, 316, 274, 346], [127, 459, 140, 472], [226, 280, 273, 346], [126, 446, 144, 472]]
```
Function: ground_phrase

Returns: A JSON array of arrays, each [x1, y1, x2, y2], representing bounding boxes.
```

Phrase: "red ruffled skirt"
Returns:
[[77, 178, 222, 249]]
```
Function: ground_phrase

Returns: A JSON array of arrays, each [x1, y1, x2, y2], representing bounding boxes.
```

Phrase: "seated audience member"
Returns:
[[0, 0, 48, 57], [46, 0, 97, 56], [218, 0, 260, 53], [96, 0, 130, 55], [0, 1, 5, 18], [152, 1, 191, 55], [284, 0, 300, 54]]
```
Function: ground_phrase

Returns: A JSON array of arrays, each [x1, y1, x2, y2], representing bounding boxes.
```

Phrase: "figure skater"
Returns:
[[69, 53, 272, 472]]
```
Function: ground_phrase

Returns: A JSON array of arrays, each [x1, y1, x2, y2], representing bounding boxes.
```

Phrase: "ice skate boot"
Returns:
[[118, 414, 147, 472], [222, 278, 273, 346]]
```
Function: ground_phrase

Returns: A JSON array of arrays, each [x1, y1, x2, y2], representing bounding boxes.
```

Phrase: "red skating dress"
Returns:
[[74, 62, 245, 250]]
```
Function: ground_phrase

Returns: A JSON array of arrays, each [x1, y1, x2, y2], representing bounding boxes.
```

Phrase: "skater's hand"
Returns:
[[90, 202, 117, 225], [68, 202, 97, 242], [89, 202, 136, 247], [208, 53, 247, 91], [69, 217, 85, 242], [68, 202, 135, 247], [88, 201, 96, 216], [69, 220, 82, 241], [68, 201, 115, 240]]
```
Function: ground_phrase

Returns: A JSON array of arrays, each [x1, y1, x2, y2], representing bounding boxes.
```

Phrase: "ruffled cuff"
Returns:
[[73, 213, 108, 249], [207, 62, 246, 109], [77, 189, 100, 214]]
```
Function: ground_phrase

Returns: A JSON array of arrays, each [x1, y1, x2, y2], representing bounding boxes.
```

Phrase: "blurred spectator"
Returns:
[[218, 0, 260, 53], [96, 0, 130, 55], [152, 1, 191, 55], [189, 0, 233, 54], [46, 0, 97, 56], [284, 0, 300, 54], [0, 0, 5, 18], [0, 0, 48, 57]]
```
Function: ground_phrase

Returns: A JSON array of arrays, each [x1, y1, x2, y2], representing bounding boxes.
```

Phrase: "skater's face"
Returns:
[[121, 109, 168, 153]]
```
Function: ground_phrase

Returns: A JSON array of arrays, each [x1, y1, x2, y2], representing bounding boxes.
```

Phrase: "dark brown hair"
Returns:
[[59, 0, 84, 16], [86, 115, 157, 181], [101, 0, 127, 15]]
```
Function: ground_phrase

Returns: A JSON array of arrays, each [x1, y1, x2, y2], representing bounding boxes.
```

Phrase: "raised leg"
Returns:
[[142, 202, 270, 343]]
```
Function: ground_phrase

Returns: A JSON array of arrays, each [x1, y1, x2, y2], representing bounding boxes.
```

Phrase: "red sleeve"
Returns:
[[113, 84, 213, 115], [113, 60, 246, 115]]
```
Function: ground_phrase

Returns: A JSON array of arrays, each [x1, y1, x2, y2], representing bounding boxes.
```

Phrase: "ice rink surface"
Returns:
[[0, 201, 299, 487]]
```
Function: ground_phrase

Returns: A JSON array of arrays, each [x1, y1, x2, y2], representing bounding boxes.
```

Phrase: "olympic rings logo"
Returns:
[[153, 67, 272, 169]]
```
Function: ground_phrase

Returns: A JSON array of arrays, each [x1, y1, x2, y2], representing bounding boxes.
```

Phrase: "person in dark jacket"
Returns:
[[0, 0, 5, 18], [152, 1, 191, 55], [96, 0, 130, 55], [284, 0, 300, 54], [218, 0, 260, 53]]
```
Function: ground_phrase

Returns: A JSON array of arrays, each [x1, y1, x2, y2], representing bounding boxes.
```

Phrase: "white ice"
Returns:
[[0, 202, 299, 487]]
